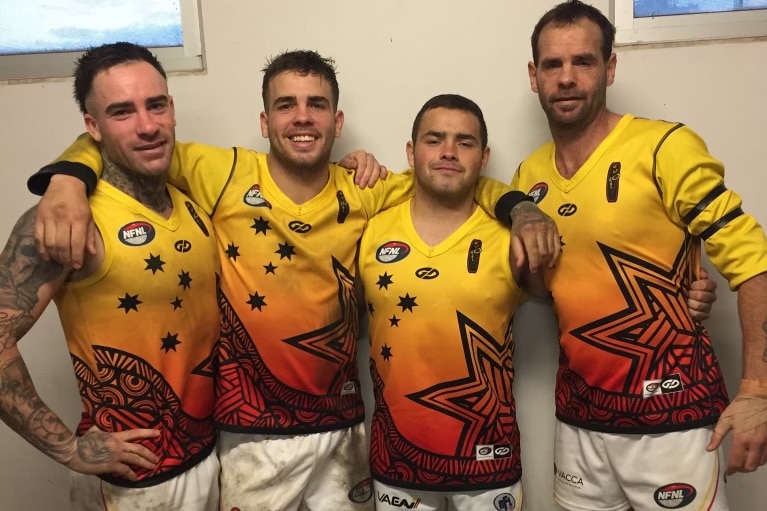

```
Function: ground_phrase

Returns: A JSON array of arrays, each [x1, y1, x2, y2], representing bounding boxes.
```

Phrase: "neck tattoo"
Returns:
[[101, 153, 171, 214]]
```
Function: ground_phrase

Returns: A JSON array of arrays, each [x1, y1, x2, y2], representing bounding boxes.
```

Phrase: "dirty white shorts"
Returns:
[[373, 479, 523, 511]]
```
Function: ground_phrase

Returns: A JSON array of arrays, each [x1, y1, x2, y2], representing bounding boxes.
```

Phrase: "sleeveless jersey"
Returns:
[[55, 182, 219, 487], [52, 137, 514, 435], [359, 200, 523, 491], [512, 114, 767, 433]]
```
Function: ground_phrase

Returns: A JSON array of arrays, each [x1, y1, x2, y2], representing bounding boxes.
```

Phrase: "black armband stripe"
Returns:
[[27, 161, 98, 196], [682, 184, 727, 225], [700, 207, 744, 240], [494, 190, 534, 227], [209, 147, 239, 218]]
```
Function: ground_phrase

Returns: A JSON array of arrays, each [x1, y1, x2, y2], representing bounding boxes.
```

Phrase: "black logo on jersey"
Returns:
[[348, 478, 373, 503], [606, 162, 621, 203], [175, 240, 192, 253], [337, 191, 350, 223], [558, 203, 578, 217], [243, 184, 272, 208], [376, 242, 410, 263], [415, 267, 439, 280], [288, 221, 312, 234], [654, 483, 696, 509], [184, 201, 210, 237], [477, 446, 493, 456], [494, 445, 511, 458], [118, 221, 155, 247], [660, 373, 683, 394], [528, 182, 548, 204], [467, 239, 482, 273], [493, 493, 516, 511]]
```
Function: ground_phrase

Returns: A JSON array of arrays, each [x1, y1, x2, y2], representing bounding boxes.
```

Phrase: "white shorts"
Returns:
[[219, 423, 372, 511], [70, 450, 219, 511], [373, 479, 523, 511], [553, 420, 728, 511]]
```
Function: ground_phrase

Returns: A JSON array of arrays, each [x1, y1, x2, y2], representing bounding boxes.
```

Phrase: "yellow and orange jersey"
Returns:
[[359, 200, 524, 491], [513, 114, 767, 433], [56, 182, 220, 487]]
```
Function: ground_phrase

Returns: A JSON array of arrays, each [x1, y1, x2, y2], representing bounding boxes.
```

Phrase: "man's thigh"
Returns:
[[220, 425, 373, 511], [70, 450, 219, 511]]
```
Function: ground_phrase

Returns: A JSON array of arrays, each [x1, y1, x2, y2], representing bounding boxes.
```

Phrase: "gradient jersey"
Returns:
[[55, 182, 220, 488], [54, 138, 513, 435], [512, 114, 767, 433], [359, 201, 523, 491]]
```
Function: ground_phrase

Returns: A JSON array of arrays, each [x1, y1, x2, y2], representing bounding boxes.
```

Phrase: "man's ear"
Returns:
[[334, 109, 345, 138], [260, 111, 269, 139], [83, 114, 103, 142], [406, 140, 415, 169], [528, 61, 539, 93]]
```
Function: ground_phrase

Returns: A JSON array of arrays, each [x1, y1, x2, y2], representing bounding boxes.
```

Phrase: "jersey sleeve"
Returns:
[[655, 125, 767, 289], [26, 134, 236, 216]]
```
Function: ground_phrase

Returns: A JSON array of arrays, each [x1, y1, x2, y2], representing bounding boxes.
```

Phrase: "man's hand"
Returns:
[[509, 201, 561, 273], [65, 426, 161, 481], [338, 150, 388, 189], [33, 174, 95, 270], [687, 267, 717, 322], [707, 380, 767, 475]]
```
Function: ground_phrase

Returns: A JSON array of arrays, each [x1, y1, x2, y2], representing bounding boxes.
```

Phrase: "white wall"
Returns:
[[0, 1, 765, 509]]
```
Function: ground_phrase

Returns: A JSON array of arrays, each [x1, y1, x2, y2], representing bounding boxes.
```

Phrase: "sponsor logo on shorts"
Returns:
[[654, 483, 697, 508], [475, 443, 511, 461], [643, 373, 684, 398], [376, 492, 421, 508], [348, 477, 373, 503], [376, 242, 410, 263], [493, 492, 516, 511], [528, 182, 548, 204], [243, 184, 272, 208], [341, 380, 356, 395], [554, 463, 584, 489], [118, 221, 155, 246]]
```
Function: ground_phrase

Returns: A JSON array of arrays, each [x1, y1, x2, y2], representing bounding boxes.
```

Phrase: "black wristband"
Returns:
[[27, 161, 99, 196], [494, 190, 534, 227]]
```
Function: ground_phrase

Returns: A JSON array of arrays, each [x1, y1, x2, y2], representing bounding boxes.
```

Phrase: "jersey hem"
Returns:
[[555, 413, 719, 434], [371, 472, 522, 492], [99, 439, 216, 488], [214, 415, 365, 435]]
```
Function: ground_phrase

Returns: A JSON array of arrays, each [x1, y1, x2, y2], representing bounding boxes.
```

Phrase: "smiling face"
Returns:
[[260, 71, 344, 176], [407, 106, 489, 204], [83, 60, 175, 177], [528, 17, 616, 133]]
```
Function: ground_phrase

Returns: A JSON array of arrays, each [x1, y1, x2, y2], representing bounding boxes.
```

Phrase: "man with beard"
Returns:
[[512, 2, 767, 510]]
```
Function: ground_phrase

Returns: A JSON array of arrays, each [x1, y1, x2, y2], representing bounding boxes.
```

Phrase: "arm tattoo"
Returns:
[[0, 356, 74, 463], [0, 208, 64, 353], [762, 320, 767, 363]]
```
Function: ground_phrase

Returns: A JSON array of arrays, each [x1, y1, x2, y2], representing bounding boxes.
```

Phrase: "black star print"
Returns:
[[170, 297, 183, 310], [398, 293, 418, 313], [178, 270, 192, 289], [377, 272, 394, 290], [381, 343, 392, 361], [160, 332, 181, 353], [251, 217, 271, 235], [144, 253, 165, 274], [389, 315, 400, 327], [368, 302, 375, 316], [117, 293, 142, 314], [247, 292, 267, 311], [275, 241, 296, 260], [264, 262, 277, 275], [226, 242, 240, 261]]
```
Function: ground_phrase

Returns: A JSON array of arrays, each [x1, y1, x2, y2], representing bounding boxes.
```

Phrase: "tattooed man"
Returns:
[[0, 43, 220, 510]]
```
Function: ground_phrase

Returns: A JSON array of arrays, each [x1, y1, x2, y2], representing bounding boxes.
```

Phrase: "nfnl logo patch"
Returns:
[[654, 483, 696, 508], [243, 184, 272, 208], [528, 182, 548, 204], [376, 242, 410, 263], [118, 221, 155, 246]]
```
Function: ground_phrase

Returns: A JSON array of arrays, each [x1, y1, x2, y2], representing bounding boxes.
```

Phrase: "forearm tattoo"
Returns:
[[0, 209, 63, 352], [0, 357, 74, 463]]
